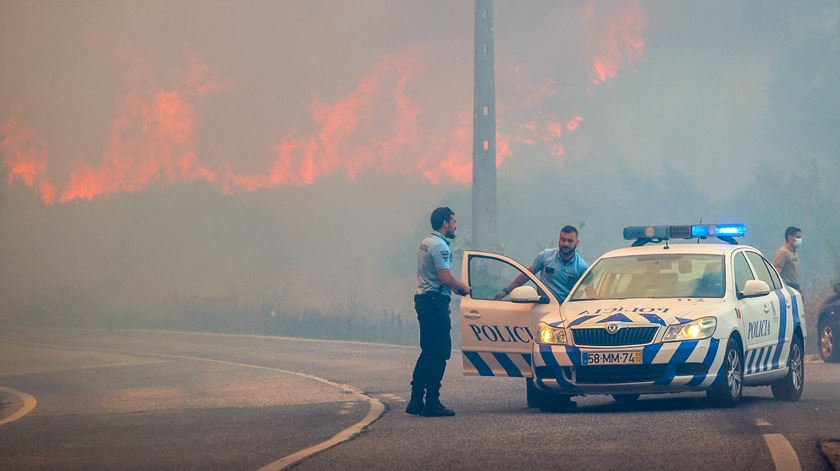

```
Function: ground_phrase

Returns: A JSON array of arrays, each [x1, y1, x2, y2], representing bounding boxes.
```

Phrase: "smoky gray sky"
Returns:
[[2, 1, 839, 327]]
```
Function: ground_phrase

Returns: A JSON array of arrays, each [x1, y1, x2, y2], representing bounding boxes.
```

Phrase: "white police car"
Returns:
[[460, 224, 806, 411]]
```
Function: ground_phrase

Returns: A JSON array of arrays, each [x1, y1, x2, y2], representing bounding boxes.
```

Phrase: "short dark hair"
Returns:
[[560, 225, 579, 236], [430, 207, 455, 230], [784, 226, 801, 240]]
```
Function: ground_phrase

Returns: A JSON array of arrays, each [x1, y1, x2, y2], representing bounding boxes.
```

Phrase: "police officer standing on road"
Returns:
[[774, 226, 803, 293], [406, 207, 470, 417], [495, 225, 589, 303]]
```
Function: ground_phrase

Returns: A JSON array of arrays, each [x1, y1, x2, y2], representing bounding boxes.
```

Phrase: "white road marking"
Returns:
[[756, 418, 772, 426], [341, 402, 356, 409], [0, 386, 37, 426], [763, 434, 802, 471], [0, 340, 385, 471], [381, 393, 406, 401]]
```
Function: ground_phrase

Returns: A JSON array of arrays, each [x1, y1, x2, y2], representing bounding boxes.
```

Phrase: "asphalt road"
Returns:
[[1, 328, 838, 470]]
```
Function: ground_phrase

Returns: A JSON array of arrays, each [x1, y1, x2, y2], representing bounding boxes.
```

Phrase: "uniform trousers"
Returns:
[[411, 292, 452, 400]]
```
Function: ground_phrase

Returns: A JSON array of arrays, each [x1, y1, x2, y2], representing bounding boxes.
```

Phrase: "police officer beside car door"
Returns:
[[407, 207, 470, 417]]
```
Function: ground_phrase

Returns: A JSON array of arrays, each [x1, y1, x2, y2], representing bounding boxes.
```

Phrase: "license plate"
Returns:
[[582, 351, 642, 365]]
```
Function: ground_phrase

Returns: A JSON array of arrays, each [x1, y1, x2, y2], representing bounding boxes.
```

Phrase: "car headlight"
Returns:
[[662, 316, 717, 342], [536, 323, 567, 345]]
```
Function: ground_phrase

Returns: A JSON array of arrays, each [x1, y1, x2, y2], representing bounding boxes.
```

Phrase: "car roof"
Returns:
[[600, 242, 762, 259]]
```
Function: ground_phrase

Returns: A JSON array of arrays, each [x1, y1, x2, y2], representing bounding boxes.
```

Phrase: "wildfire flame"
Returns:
[[0, 115, 54, 204], [225, 52, 511, 190], [589, 1, 645, 85], [1, 2, 647, 205], [59, 55, 228, 202]]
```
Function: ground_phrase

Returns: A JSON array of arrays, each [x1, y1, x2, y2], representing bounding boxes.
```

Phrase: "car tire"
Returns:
[[537, 395, 575, 413], [526, 378, 543, 408], [818, 315, 840, 363], [528, 378, 575, 412], [612, 394, 640, 403], [707, 338, 743, 407], [771, 335, 805, 401]]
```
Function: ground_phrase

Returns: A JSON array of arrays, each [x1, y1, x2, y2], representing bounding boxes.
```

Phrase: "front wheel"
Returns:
[[771, 336, 805, 401], [707, 338, 743, 407], [526, 378, 545, 408]]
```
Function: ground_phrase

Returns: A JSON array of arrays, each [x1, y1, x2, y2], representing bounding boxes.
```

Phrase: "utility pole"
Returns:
[[472, 0, 498, 252]]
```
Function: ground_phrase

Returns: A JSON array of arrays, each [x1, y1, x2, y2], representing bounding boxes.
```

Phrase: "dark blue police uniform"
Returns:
[[409, 230, 454, 415]]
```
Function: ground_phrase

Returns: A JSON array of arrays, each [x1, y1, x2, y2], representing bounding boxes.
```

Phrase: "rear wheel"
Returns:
[[771, 335, 805, 401], [612, 394, 640, 403], [707, 338, 743, 407], [818, 315, 839, 363]]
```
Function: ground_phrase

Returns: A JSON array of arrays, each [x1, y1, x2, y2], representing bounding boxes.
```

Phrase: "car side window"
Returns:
[[745, 252, 776, 291], [468, 255, 544, 301], [733, 252, 754, 293], [762, 258, 782, 290]]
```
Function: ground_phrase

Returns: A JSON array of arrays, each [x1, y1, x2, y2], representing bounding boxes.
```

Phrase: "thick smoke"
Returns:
[[1, 1, 838, 342]]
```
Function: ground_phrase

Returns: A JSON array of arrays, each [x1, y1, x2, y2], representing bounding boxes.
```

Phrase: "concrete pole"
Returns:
[[472, 0, 498, 252]]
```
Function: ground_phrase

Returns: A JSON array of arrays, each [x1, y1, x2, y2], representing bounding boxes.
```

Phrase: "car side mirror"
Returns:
[[739, 279, 771, 299], [510, 285, 542, 303]]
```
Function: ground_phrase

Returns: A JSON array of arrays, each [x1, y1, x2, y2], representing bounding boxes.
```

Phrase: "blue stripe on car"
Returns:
[[687, 338, 720, 386], [640, 313, 667, 326], [642, 343, 664, 364], [463, 351, 494, 376], [753, 347, 765, 374], [565, 345, 582, 367], [764, 346, 775, 372], [522, 353, 532, 367], [654, 340, 699, 385], [539, 345, 573, 388], [787, 287, 801, 328], [597, 313, 633, 323], [492, 352, 523, 377], [568, 315, 599, 327], [771, 289, 788, 369]]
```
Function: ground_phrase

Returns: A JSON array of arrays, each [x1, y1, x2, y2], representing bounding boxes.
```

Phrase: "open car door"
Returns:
[[460, 251, 560, 377]]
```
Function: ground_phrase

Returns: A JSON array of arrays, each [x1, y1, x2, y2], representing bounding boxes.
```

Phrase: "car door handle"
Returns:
[[464, 310, 481, 319]]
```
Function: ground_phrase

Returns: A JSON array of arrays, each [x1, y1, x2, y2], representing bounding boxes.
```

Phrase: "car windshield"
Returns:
[[569, 254, 726, 301]]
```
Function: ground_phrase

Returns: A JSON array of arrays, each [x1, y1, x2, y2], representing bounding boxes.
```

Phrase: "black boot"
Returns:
[[422, 390, 455, 417], [405, 388, 425, 415]]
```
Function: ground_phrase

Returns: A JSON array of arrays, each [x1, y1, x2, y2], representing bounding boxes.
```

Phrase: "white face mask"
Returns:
[[793, 237, 802, 249]]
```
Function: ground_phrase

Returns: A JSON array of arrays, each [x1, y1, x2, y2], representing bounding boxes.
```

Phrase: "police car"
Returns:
[[460, 224, 806, 411]]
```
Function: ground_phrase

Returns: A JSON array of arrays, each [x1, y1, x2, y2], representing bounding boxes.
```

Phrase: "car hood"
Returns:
[[542, 298, 728, 328]]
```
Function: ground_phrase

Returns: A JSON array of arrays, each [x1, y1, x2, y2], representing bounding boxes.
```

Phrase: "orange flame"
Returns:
[[590, 1, 646, 85], [566, 115, 584, 133], [0, 115, 55, 203], [59, 57, 227, 202], [3, 51, 537, 204], [510, 113, 583, 159], [225, 52, 510, 190]]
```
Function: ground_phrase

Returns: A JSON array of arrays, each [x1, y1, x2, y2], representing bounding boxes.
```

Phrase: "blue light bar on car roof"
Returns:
[[624, 224, 747, 246], [691, 224, 747, 238]]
